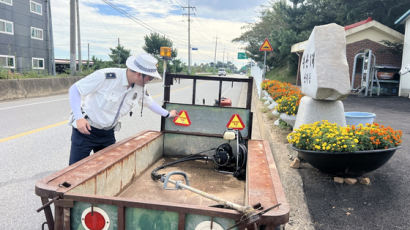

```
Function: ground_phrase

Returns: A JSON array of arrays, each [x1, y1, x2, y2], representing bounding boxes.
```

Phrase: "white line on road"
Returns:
[[0, 98, 68, 111]]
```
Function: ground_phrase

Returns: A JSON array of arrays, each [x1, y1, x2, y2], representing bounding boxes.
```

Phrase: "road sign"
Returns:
[[226, 114, 245, 130], [173, 110, 191, 126], [160, 47, 172, 59], [259, 38, 273, 52], [237, 52, 248, 59], [192, 47, 198, 50]]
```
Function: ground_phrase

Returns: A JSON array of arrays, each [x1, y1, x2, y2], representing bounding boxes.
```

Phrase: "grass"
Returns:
[[265, 65, 297, 84], [0, 67, 95, 79], [278, 119, 292, 131]]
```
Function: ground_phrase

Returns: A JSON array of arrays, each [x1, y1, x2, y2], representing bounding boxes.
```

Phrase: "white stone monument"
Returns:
[[294, 23, 350, 130]]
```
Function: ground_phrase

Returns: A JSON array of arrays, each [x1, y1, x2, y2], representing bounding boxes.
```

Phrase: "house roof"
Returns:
[[344, 17, 373, 30], [395, 9, 410, 25], [291, 19, 404, 53]]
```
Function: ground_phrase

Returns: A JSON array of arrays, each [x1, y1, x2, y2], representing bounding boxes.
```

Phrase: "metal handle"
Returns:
[[162, 171, 190, 190]]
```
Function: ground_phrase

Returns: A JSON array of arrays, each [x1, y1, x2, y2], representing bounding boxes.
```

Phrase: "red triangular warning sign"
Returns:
[[173, 110, 191, 126], [226, 114, 245, 130], [259, 38, 273, 52]]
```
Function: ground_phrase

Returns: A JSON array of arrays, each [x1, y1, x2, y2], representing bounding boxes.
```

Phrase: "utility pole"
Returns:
[[182, 0, 195, 74], [118, 38, 121, 66], [76, 0, 82, 73], [214, 36, 217, 71], [87, 43, 90, 68], [70, 0, 76, 75], [222, 47, 225, 68]]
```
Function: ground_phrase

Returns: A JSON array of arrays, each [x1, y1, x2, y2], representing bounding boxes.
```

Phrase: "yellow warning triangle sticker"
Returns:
[[259, 38, 273, 51], [173, 110, 191, 126], [226, 114, 245, 130]]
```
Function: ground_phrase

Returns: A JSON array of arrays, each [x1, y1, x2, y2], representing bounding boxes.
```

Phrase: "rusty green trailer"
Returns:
[[35, 74, 289, 229]]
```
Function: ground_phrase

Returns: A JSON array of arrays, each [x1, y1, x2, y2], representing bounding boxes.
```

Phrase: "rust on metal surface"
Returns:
[[35, 130, 161, 197], [247, 140, 289, 225]]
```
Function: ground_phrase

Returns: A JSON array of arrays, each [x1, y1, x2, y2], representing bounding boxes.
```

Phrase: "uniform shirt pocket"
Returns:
[[98, 91, 120, 112]]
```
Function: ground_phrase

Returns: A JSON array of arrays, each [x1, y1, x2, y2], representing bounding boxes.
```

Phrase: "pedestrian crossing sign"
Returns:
[[173, 110, 191, 126], [259, 38, 273, 52], [226, 114, 245, 130]]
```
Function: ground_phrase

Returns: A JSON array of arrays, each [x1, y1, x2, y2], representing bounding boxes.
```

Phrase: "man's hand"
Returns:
[[168, 110, 178, 118], [76, 118, 91, 134]]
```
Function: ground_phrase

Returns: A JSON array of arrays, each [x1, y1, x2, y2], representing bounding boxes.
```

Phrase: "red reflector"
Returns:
[[84, 211, 106, 230]]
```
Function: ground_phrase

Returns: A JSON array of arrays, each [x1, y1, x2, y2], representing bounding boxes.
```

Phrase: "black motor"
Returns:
[[213, 142, 247, 180]]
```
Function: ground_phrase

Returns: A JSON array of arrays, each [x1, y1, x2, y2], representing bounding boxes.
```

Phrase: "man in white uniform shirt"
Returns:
[[68, 53, 177, 165]]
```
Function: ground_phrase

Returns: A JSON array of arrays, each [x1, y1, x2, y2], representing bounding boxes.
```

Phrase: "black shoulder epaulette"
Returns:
[[105, 72, 116, 79]]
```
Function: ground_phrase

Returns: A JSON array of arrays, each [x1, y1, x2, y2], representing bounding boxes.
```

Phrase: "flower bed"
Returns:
[[287, 120, 402, 152], [261, 80, 303, 117]]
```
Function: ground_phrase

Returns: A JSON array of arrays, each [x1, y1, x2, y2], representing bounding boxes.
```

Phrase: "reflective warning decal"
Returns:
[[226, 114, 245, 130], [173, 110, 192, 126]]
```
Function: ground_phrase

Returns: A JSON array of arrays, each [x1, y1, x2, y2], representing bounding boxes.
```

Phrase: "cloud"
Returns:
[[51, 0, 268, 68]]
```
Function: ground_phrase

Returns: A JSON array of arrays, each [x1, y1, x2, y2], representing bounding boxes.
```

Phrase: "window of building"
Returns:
[[0, 55, 15, 68], [30, 1, 42, 15], [0, 0, 12, 6], [32, 57, 44, 69], [31, 27, 43, 40], [0, 19, 13, 35]]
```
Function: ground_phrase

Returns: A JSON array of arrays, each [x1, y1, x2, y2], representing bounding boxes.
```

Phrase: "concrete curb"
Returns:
[[252, 84, 315, 229], [0, 76, 83, 101]]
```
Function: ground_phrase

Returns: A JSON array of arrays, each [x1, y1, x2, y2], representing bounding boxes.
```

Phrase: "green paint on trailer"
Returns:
[[125, 207, 179, 230]]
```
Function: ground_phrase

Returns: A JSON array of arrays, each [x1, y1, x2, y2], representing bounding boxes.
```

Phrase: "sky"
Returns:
[[51, 0, 270, 69]]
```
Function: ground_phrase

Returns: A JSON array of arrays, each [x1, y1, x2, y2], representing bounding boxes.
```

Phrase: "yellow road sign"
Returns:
[[259, 38, 273, 52]]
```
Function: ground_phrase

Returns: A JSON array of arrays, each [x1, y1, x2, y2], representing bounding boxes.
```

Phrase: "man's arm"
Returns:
[[69, 84, 91, 134], [147, 102, 177, 118]]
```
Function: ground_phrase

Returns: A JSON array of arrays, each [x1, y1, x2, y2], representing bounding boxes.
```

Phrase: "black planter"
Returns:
[[291, 146, 401, 177]]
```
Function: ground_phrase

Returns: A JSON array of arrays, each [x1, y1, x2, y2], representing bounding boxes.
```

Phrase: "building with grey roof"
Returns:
[[0, 0, 54, 75]]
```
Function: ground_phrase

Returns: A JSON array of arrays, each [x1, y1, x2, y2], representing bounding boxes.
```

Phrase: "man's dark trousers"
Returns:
[[69, 127, 115, 165]]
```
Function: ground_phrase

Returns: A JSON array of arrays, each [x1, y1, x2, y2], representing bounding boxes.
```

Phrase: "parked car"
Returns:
[[218, 68, 226, 76]]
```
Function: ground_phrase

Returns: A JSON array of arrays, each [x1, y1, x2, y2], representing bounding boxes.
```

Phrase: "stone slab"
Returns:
[[300, 23, 350, 100], [294, 96, 346, 130]]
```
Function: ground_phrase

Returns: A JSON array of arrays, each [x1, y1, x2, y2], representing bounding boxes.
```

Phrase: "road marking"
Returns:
[[0, 98, 67, 111], [0, 120, 69, 143], [0, 83, 198, 143]]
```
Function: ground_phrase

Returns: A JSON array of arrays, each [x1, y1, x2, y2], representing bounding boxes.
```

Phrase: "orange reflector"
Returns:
[[84, 211, 105, 230], [173, 110, 191, 126], [226, 114, 245, 130]]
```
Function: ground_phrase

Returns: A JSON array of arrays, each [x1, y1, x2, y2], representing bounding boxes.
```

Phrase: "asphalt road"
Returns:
[[298, 95, 410, 230], [0, 74, 246, 229]]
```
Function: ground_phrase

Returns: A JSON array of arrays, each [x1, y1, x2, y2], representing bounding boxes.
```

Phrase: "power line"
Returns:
[[100, 0, 189, 48], [101, 0, 155, 32]]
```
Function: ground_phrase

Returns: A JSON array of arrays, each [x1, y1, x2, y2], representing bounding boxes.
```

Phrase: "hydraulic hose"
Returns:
[[151, 148, 215, 181]]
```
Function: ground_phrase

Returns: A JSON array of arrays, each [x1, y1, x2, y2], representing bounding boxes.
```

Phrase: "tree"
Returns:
[[233, 0, 410, 75], [143, 33, 177, 58], [109, 44, 131, 65]]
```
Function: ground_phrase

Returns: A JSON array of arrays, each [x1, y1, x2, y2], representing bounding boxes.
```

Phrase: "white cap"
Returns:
[[126, 53, 161, 79]]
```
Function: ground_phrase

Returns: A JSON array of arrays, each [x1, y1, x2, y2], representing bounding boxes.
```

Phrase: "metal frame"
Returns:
[[35, 132, 289, 230], [161, 73, 254, 138]]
